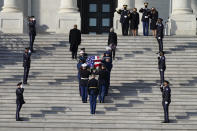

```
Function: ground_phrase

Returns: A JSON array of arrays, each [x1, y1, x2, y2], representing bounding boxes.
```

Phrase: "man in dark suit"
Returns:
[[158, 51, 166, 87], [156, 18, 164, 52], [16, 82, 25, 121], [139, 2, 151, 36], [117, 5, 130, 36], [69, 24, 81, 59], [28, 16, 36, 52], [23, 48, 31, 84], [108, 28, 117, 60], [160, 80, 171, 123]]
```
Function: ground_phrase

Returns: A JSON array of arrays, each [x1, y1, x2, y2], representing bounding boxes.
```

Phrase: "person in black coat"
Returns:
[[16, 82, 25, 121], [69, 24, 81, 59], [150, 8, 158, 36], [130, 8, 139, 36], [23, 48, 31, 84], [28, 16, 36, 52], [117, 5, 130, 36], [108, 28, 117, 60], [139, 2, 151, 36], [156, 18, 164, 52], [160, 80, 171, 123], [158, 51, 166, 87], [88, 74, 99, 114]]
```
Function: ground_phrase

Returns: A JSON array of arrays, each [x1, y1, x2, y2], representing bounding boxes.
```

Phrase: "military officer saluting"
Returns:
[[156, 18, 164, 52], [158, 51, 166, 87], [23, 48, 31, 84], [80, 63, 91, 103], [160, 80, 171, 123], [28, 16, 36, 52], [117, 4, 130, 36], [16, 82, 25, 121], [88, 74, 99, 115]]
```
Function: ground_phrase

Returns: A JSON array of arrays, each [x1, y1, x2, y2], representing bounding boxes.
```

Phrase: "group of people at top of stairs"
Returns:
[[69, 25, 117, 115], [15, 16, 36, 121]]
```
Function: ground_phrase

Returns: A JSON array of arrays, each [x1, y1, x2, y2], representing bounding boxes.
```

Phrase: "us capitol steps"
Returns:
[[0, 34, 197, 131]]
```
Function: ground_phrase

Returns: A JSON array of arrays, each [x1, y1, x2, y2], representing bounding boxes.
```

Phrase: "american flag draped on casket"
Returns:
[[86, 56, 101, 69]]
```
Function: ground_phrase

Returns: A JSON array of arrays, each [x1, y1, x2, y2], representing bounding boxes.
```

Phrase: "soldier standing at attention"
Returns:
[[28, 16, 36, 52], [139, 2, 151, 36], [158, 51, 166, 87], [160, 81, 171, 123], [69, 24, 81, 59], [23, 48, 31, 85], [156, 18, 164, 52], [88, 74, 99, 114], [16, 82, 25, 121], [117, 5, 130, 36], [108, 28, 117, 60], [80, 63, 91, 103]]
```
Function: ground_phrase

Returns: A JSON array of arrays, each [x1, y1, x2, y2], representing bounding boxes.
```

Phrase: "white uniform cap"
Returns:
[[106, 46, 111, 51], [82, 63, 87, 67], [80, 51, 84, 54]]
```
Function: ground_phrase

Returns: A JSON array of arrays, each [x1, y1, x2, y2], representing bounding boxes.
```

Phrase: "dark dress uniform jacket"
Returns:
[[23, 53, 31, 68], [80, 69, 91, 86], [130, 12, 139, 29], [88, 78, 99, 95], [96, 69, 109, 86], [108, 32, 117, 46], [160, 86, 171, 103], [69, 28, 81, 52], [118, 10, 130, 24], [139, 8, 151, 22], [16, 88, 25, 104], [156, 24, 164, 39], [150, 11, 158, 30], [158, 56, 166, 71], [29, 20, 36, 36]]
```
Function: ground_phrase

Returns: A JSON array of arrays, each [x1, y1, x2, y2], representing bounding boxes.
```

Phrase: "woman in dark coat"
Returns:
[[130, 8, 139, 36], [150, 7, 158, 36]]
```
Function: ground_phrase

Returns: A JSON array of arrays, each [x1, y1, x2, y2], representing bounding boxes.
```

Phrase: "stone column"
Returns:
[[169, 0, 196, 35], [57, 0, 81, 34], [0, 0, 24, 33], [1, 0, 20, 12], [135, 0, 145, 35], [191, 0, 197, 16], [114, 0, 135, 35]]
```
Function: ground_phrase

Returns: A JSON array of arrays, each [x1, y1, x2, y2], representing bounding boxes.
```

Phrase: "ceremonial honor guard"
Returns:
[[139, 2, 151, 36], [28, 16, 36, 52], [117, 5, 130, 36], [108, 28, 117, 60], [156, 18, 164, 52], [16, 82, 25, 121], [158, 51, 166, 87], [23, 48, 31, 84], [79, 63, 91, 103], [160, 81, 171, 123], [88, 74, 99, 114]]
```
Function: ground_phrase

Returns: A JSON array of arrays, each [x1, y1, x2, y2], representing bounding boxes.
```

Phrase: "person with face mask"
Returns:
[[139, 2, 151, 36], [129, 8, 140, 36], [116, 5, 130, 36]]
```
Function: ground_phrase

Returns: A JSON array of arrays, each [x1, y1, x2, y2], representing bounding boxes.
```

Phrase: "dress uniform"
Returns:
[[77, 58, 85, 96], [28, 16, 36, 52], [95, 65, 109, 103], [160, 81, 171, 123], [23, 48, 31, 84], [88, 74, 99, 114], [69, 25, 81, 59], [16, 82, 25, 121], [129, 8, 139, 36], [108, 28, 117, 60], [79, 63, 91, 103], [156, 18, 164, 52], [158, 51, 166, 86], [139, 2, 151, 36], [117, 5, 130, 36]]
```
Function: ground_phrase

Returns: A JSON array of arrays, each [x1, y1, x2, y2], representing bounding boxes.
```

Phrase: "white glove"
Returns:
[[21, 84, 24, 88], [124, 16, 127, 18], [165, 101, 168, 104], [145, 16, 148, 18], [158, 37, 161, 39], [160, 69, 163, 71]]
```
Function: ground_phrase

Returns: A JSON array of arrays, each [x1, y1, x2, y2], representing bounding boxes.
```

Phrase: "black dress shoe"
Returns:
[[161, 121, 169, 123], [16, 118, 23, 121]]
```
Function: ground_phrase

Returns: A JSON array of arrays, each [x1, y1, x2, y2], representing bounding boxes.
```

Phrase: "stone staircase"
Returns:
[[0, 34, 197, 131]]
